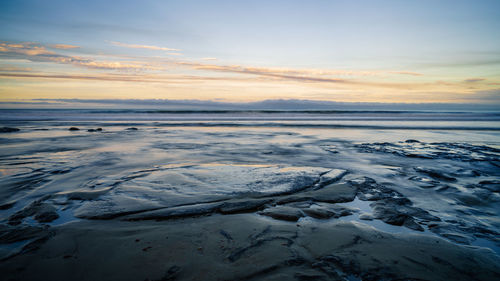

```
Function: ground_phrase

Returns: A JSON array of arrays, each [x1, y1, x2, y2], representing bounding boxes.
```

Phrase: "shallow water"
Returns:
[[0, 110, 499, 255]]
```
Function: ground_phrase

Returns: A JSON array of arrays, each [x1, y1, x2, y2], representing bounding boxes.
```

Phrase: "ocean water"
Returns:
[[0, 108, 499, 254]]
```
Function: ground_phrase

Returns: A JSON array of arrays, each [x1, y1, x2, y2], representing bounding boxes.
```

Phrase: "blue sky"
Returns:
[[1, 0, 499, 103]]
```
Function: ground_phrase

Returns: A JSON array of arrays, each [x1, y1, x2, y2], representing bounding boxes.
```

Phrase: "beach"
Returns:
[[0, 109, 499, 280]]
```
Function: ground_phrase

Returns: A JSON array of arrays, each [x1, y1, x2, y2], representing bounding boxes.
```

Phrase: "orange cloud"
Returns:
[[0, 42, 55, 56], [110, 41, 180, 52], [49, 44, 80, 49]]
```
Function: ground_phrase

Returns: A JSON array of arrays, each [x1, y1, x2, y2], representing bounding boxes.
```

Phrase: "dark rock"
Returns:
[[405, 139, 420, 143], [350, 177, 403, 201], [259, 206, 304, 222], [278, 183, 358, 204], [0, 127, 20, 133], [87, 129, 96, 132], [218, 199, 272, 214], [63, 187, 112, 200], [370, 198, 439, 231], [302, 208, 336, 219], [68, 127, 80, 131], [126, 127, 138, 131], [414, 167, 457, 182], [302, 204, 355, 219], [96, 128, 102, 131], [124, 202, 222, 221], [34, 207, 60, 223], [8, 199, 59, 225]]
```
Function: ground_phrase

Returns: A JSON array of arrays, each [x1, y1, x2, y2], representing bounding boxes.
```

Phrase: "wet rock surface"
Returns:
[[1, 124, 499, 280]]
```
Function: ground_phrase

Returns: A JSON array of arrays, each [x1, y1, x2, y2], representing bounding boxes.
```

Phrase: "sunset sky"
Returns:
[[0, 0, 499, 104]]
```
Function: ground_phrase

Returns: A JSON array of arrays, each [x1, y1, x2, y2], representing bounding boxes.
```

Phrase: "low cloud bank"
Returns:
[[1, 99, 498, 112]]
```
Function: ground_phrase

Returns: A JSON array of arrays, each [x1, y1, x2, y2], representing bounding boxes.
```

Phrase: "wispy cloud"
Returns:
[[0, 42, 55, 56], [110, 41, 180, 52], [177, 61, 422, 79], [0, 72, 258, 83], [463, 78, 485, 83], [389, 71, 423, 76], [0, 41, 162, 71], [49, 44, 80, 50], [202, 57, 217, 61]]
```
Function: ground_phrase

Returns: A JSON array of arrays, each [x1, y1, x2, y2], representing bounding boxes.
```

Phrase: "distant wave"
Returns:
[[3, 120, 497, 130], [138, 122, 500, 130]]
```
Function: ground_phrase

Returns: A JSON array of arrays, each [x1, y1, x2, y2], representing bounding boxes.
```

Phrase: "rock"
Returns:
[[370, 198, 439, 231], [313, 183, 357, 203], [359, 213, 373, 220], [218, 199, 272, 214], [96, 128, 102, 131], [405, 139, 420, 143], [60, 187, 112, 200], [33, 205, 59, 223], [317, 169, 348, 186], [124, 202, 222, 221], [126, 127, 138, 130], [8, 199, 59, 225], [259, 206, 304, 222], [302, 208, 336, 219], [349, 177, 403, 201], [68, 127, 80, 131], [414, 167, 457, 182], [302, 204, 354, 219], [87, 129, 96, 132], [0, 127, 20, 133], [278, 183, 358, 204]]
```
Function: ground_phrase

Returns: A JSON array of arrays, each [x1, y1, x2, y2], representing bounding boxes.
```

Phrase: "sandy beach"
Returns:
[[1, 111, 499, 280]]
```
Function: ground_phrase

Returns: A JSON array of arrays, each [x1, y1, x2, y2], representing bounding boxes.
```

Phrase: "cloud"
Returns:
[[389, 71, 423, 76], [176, 62, 353, 83], [463, 78, 485, 83], [49, 44, 80, 49], [6, 98, 499, 110], [0, 72, 258, 83], [0, 65, 32, 72], [110, 41, 180, 52], [202, 57, 217, 61], [0, 42, 55, 56], [177, 61, 422, 80], [0, 41, 162, 71]]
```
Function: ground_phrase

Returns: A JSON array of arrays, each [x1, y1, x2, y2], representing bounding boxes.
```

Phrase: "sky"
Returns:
[[0, 0, 499, 104]]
